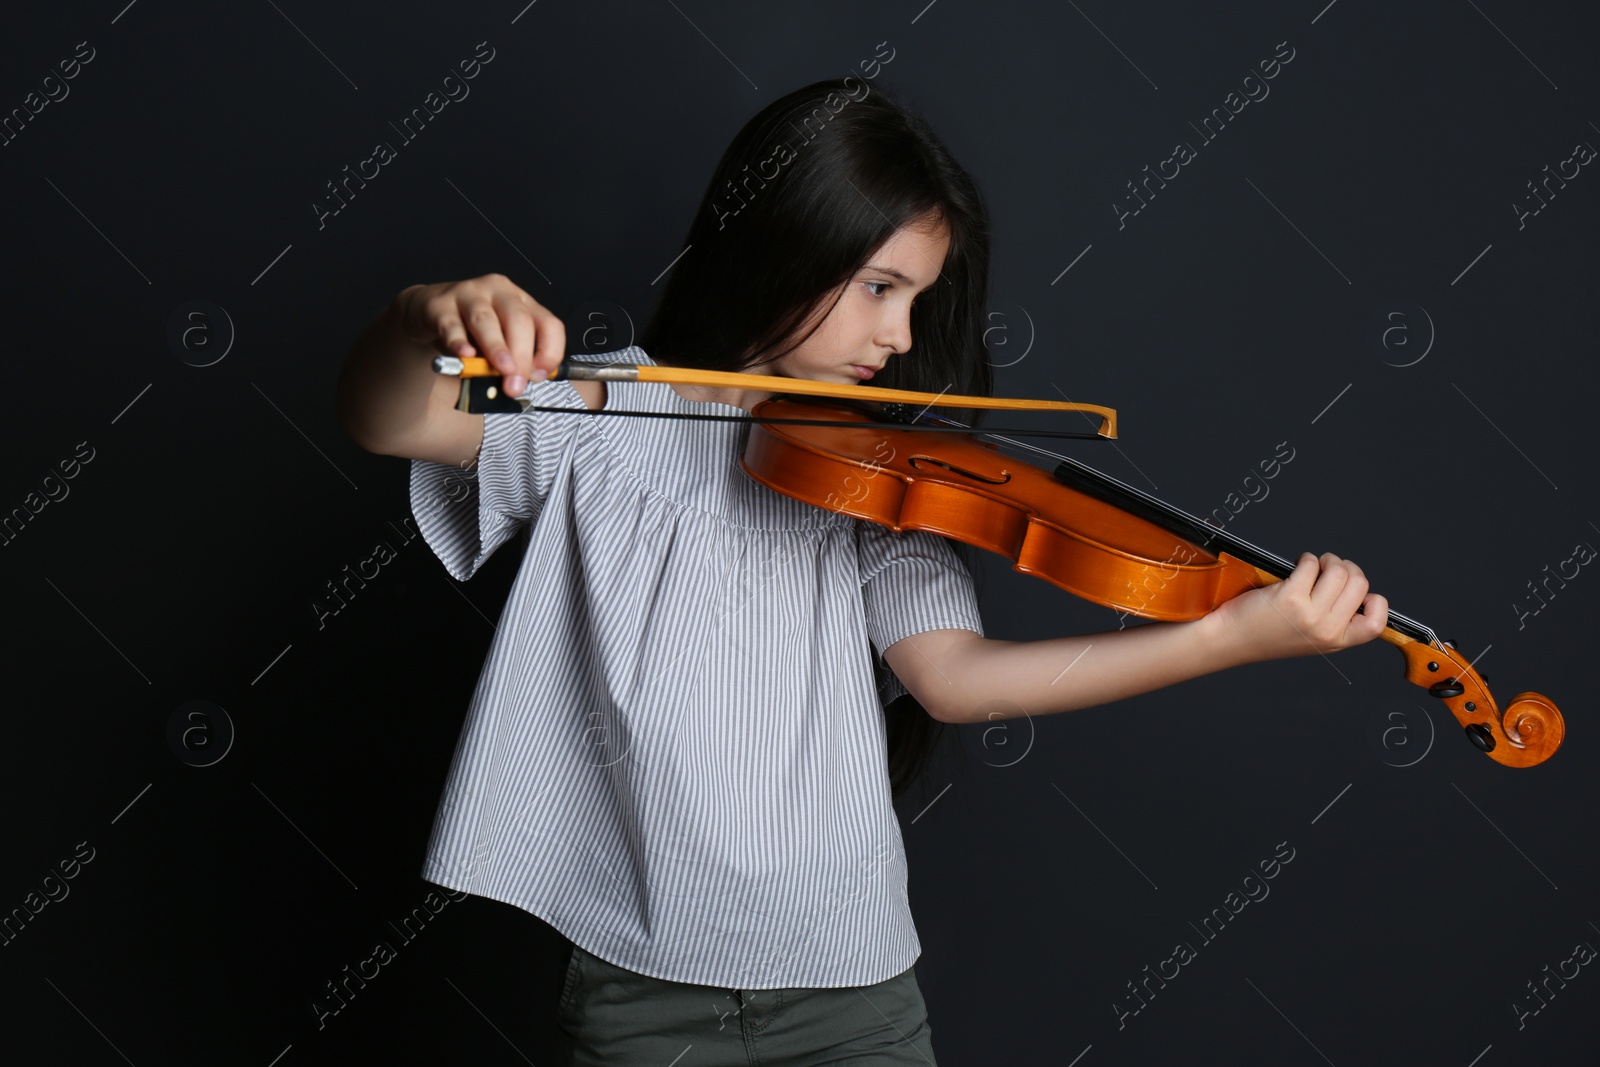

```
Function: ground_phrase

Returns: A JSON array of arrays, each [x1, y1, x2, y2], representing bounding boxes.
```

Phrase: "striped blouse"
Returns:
[[408, 345, 985, 989]]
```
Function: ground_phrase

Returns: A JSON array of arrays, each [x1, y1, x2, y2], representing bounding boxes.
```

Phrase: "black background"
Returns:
[[2, 1, 1596, 1064]]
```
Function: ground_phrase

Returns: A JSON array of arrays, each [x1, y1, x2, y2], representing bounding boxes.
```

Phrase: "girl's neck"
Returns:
[[654, 355, 780, 413], [667, 379, 772, 413]]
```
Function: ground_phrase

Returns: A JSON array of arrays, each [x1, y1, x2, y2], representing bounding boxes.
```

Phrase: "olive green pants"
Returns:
[[554, 943, 939, 1066]]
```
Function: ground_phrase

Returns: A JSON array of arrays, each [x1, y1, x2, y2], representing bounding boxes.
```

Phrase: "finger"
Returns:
[[530, 307, 567, 382], [1351, 592, 1389, 642], [1280, 552, 1321, 596], [1329, 564, 1371, 629], [493, 291, 536, 396], [1308, 552, 1352, 613], [463, 297, 514, 382], [396, 284, 436, 346], [431, 297, 475, 358]]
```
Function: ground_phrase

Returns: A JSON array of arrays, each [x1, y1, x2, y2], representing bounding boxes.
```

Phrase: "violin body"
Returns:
[[742, 395, 1565, 768], [745, 398, 1266, 621]]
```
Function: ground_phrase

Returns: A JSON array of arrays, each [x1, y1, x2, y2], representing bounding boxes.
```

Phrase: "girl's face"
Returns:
[[765, 215, 951, 385]]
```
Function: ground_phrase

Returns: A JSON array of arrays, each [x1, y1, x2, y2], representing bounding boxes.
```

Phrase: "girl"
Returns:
[[336, 77, 1386, 1066]]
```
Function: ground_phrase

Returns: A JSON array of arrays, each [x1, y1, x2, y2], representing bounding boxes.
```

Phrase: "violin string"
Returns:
[[917, 412, 1293, 560], [509, 403, 1105, 439], [918, 412, 1441, 649]]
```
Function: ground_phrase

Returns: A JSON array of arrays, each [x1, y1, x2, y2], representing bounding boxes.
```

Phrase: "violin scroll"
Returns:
[[1501, 691, 1565, 758], [1386, 631, 1564, 767]]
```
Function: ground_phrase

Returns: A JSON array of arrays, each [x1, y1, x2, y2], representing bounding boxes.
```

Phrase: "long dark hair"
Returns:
[[640, 77, 994, 798]]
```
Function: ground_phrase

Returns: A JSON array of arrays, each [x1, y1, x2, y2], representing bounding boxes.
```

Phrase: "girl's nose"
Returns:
[[880, 309, 913, 354]]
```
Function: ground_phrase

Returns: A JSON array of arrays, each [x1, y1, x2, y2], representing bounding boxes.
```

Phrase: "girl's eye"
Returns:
[[863, 281, 890, 298]]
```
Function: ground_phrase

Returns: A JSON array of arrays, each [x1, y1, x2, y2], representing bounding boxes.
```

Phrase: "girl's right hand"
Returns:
[[396, 273, 566, 398]]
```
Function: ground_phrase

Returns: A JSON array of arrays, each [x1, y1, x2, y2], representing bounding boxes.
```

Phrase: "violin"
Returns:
[[435, 356, 1566, 768], [742, 394, 1564, 769]]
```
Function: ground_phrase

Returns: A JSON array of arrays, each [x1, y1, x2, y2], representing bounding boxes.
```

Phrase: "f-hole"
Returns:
[[909, 455, 1010, 485]]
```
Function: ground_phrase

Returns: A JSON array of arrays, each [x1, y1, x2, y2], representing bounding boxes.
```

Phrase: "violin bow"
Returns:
[[432, 356, 1119, 439]]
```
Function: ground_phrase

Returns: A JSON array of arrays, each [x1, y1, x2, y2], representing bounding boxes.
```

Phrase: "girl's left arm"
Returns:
[[887, 551, 1388, 723]]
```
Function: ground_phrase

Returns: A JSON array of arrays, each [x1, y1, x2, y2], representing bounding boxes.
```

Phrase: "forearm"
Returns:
[[918, 615, 1249, 723], [892, 552, 1389, 723]]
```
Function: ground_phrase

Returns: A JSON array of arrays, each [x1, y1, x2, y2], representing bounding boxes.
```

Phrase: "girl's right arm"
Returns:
[[335, 273, 566, 467]]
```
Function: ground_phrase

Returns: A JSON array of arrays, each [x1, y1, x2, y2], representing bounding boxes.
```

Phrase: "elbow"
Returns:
[[920, 690, 968, 724], [885, 630, 986, 725]]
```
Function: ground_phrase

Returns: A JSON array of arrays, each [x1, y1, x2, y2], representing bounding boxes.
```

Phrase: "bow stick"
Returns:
[[432, 356, 1119, 439]]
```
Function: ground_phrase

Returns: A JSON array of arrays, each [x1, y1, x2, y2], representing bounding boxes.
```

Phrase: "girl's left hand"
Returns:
[[1202, 551, 1389, 664]]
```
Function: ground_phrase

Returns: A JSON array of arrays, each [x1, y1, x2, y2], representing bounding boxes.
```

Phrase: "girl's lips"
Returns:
[[850, 365, 876, 380]]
